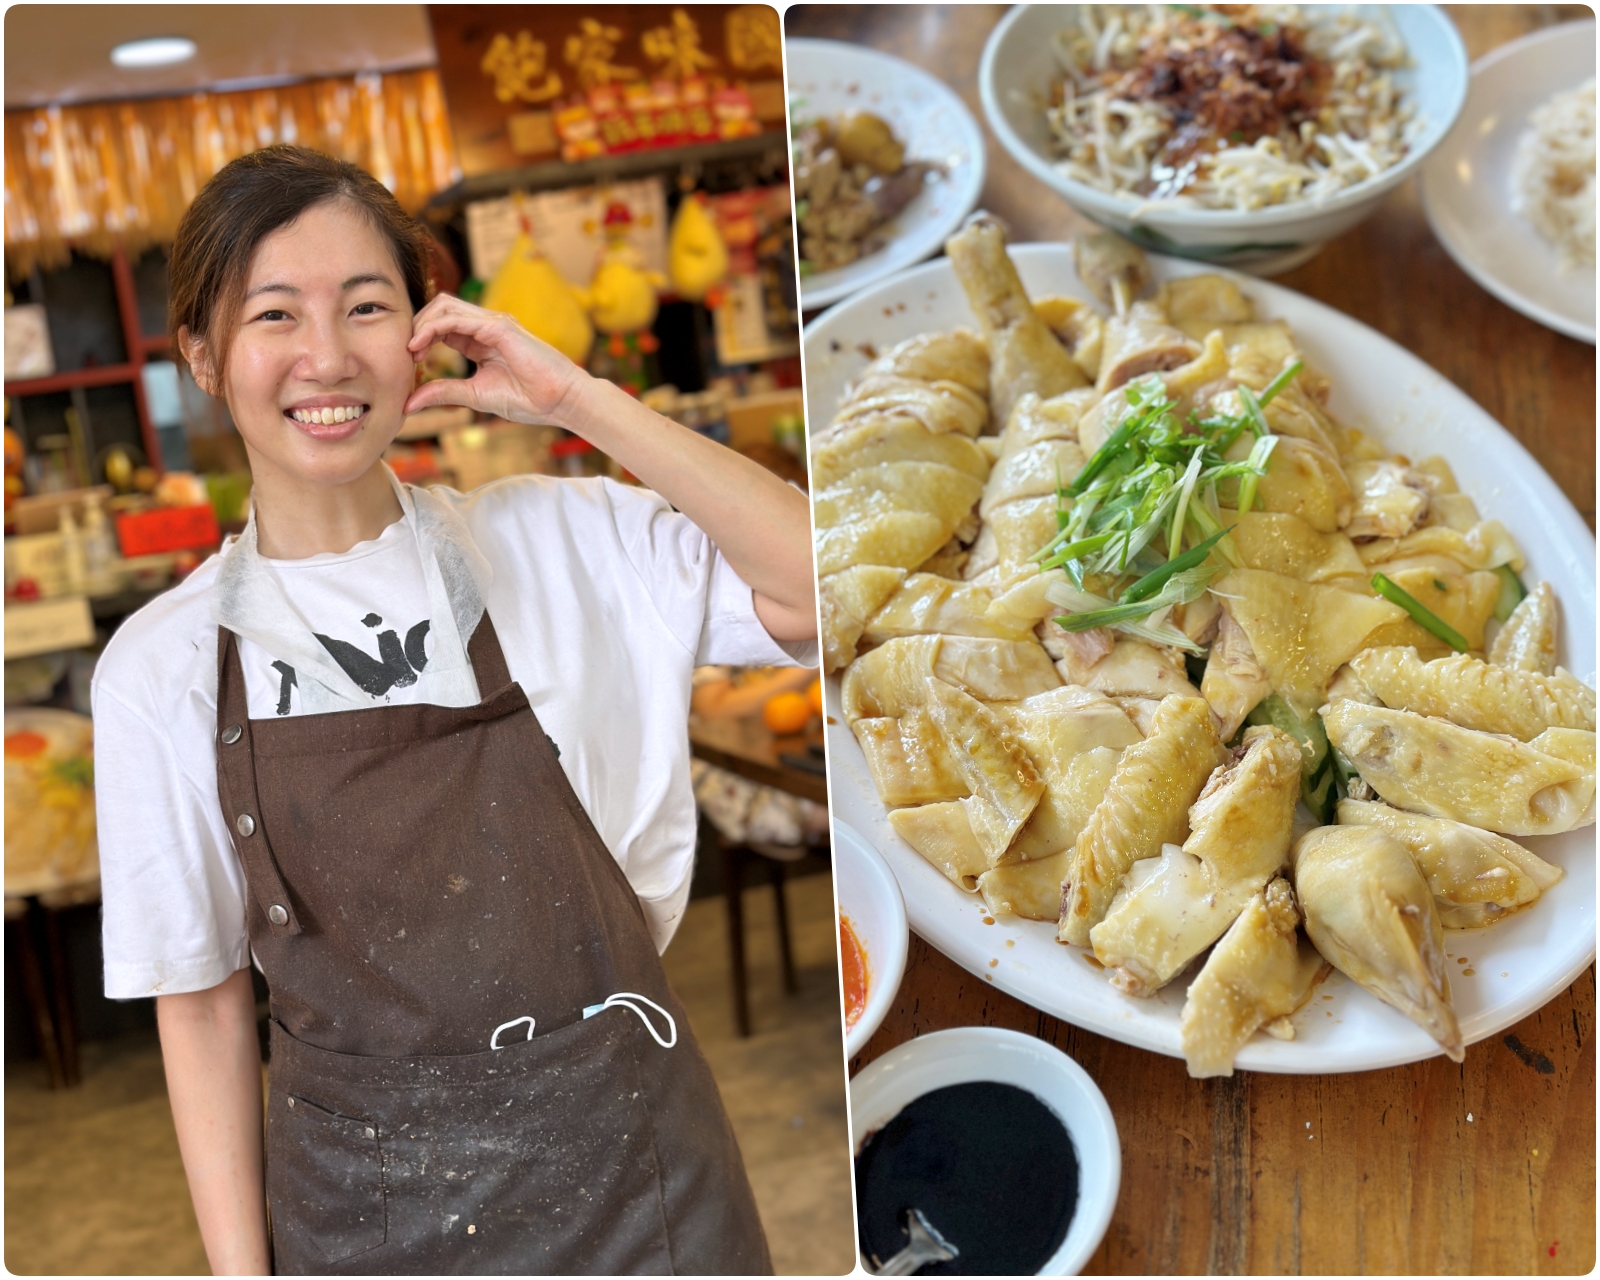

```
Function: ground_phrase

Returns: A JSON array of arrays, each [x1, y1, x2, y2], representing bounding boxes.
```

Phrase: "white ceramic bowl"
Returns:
[[1420, 20, 1597, 343], [788, 38, 987, 310], [850, 1026, 1121, 1275], [979, 4, 1469, 272], [834, 819, 909, 1059]]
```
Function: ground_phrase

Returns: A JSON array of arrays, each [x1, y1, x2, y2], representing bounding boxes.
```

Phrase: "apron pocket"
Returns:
[[268, 1093, 387, 1266]]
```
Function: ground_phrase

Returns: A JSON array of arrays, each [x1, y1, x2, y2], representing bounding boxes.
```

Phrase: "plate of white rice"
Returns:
[[1422, 20, 1595, 343]]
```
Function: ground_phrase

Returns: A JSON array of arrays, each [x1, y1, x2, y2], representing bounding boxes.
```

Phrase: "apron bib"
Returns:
[[214, 616, 772, 1275]]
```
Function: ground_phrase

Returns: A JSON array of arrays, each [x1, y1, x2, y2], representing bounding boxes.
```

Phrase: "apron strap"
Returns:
[[215, 628, 305, 937], [466, 609, 513, 692]]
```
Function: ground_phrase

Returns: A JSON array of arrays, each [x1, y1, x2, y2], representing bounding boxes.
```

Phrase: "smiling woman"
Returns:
[[91, 144, 815, 1276]]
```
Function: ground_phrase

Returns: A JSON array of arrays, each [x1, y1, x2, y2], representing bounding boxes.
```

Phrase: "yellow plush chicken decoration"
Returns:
[[579, 203, 668, 335], [482, 232, 594, 366], [668, 193, 729, 303]]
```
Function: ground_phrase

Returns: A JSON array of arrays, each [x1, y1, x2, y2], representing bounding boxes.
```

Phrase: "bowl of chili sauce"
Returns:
[[850, 1027, 1121, 1275], [835, 820, 909, 1060]]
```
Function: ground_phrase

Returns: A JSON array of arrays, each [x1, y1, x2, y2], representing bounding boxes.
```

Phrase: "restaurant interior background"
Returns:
[[2, 5, 851, 1274]]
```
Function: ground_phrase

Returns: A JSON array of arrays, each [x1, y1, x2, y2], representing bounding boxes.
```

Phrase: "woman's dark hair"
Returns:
[[168, 144, 431, 385]]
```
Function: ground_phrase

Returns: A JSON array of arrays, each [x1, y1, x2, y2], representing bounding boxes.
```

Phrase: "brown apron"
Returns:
[[214, 614, 772, 1275]]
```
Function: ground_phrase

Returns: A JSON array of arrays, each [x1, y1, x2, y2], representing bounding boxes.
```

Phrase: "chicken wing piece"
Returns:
[[1179, 877, 1329, 1078], [1091, 726, 1301, 995], [946, 214, 1088, 428], [819, 566, 907, 674], [979, 748, 1121, 919], [1336, 799, 1563, 928], [1323, 699, 1595, 837], [890, 801, 989, 890], [853, 710, 969, 807], [1186, 726, 1303, 880], [1291, 826, 1463, 1062], [862, 574, 1035, 646], [979, 439, 1087, 517], [858, 329, 990, 397], [1490, 581, 1560, 676], [1531, 724, 1593, 763], [1201, 609, 1273, 741], [811, 417, 991, 490], [1060, 696, 1227, 946], [813, 461, 984, 532], [1348, 647, 1596, 740], [923, 677, 1045, 863], [1211, 570, 1404, 719]]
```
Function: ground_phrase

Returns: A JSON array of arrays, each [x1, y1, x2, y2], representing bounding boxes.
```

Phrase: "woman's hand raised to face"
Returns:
[[404, 294, 587, 426]]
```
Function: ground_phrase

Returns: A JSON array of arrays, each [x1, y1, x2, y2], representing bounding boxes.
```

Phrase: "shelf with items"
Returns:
[[5, 246, 167, 479]]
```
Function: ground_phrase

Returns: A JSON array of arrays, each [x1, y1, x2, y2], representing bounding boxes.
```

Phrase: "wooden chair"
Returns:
[[716, 830, 830, 1038]]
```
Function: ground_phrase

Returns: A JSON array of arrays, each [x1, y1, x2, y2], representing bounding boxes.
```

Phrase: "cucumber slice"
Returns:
[[1246, 693, 1342, 819], [1247, 694, 1329, 775], [1302, 753, 1340, 826], [1493, 565, 1526, 623]]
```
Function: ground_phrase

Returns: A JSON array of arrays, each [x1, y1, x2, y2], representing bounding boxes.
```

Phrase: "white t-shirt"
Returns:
[[93, 474, 816, 999]]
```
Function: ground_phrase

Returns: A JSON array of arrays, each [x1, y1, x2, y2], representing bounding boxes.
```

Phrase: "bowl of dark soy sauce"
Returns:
[[850, 1027, 1119, 1275]]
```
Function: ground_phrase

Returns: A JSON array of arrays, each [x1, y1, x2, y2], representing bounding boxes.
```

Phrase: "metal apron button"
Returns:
[[268, 904, 289, 926], [221, 723, 243, 745], [237, 813, 256, 837]]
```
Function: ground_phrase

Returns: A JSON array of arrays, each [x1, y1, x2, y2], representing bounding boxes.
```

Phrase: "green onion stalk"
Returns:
[[1037, 361, 1301, 640]]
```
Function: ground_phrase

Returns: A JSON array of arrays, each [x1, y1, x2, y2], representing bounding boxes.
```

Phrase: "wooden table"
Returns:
[[689, 715, 830, 806], [786, 6, 1596, 1273]]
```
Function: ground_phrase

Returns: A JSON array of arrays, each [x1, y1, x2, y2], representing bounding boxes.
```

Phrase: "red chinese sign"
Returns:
[[428, 5, 786, 175]]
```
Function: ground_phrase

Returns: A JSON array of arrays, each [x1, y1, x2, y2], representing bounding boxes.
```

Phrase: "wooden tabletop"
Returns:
[[787, 5, 1596, 1274], [689, 716, 830, 806]]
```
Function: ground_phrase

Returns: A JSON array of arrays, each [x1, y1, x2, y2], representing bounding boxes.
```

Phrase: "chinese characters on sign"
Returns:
[[429, 5, 786, 175]]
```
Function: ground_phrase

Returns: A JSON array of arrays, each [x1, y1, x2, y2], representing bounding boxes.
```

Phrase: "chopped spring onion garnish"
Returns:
[[1049, 563, 1220, 648], [1258, 359, 1305, 407], [1371, 573, 1470, 652], [1121, 528, 1229, 603], [1038, 366, 1298, 636]]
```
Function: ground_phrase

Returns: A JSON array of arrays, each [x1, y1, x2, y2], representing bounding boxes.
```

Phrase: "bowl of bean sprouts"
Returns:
[[980, 4, 1467, 273]]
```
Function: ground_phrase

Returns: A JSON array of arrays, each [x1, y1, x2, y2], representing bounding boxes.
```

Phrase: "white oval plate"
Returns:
[[1421, 21, 1596, 343], [851, 1026, 1120, 1275], [787, 38, 986, 312], [834, 820, 909, 1059], [809, 244, 1597, 1074]]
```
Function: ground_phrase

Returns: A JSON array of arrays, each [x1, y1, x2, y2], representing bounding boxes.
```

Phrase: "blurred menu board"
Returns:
[[428, 4, 787, 176]]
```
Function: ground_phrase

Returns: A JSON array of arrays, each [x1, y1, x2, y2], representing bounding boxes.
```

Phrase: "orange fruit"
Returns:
[[763, 691, 812, 735], [806, 677, 824, 717]]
